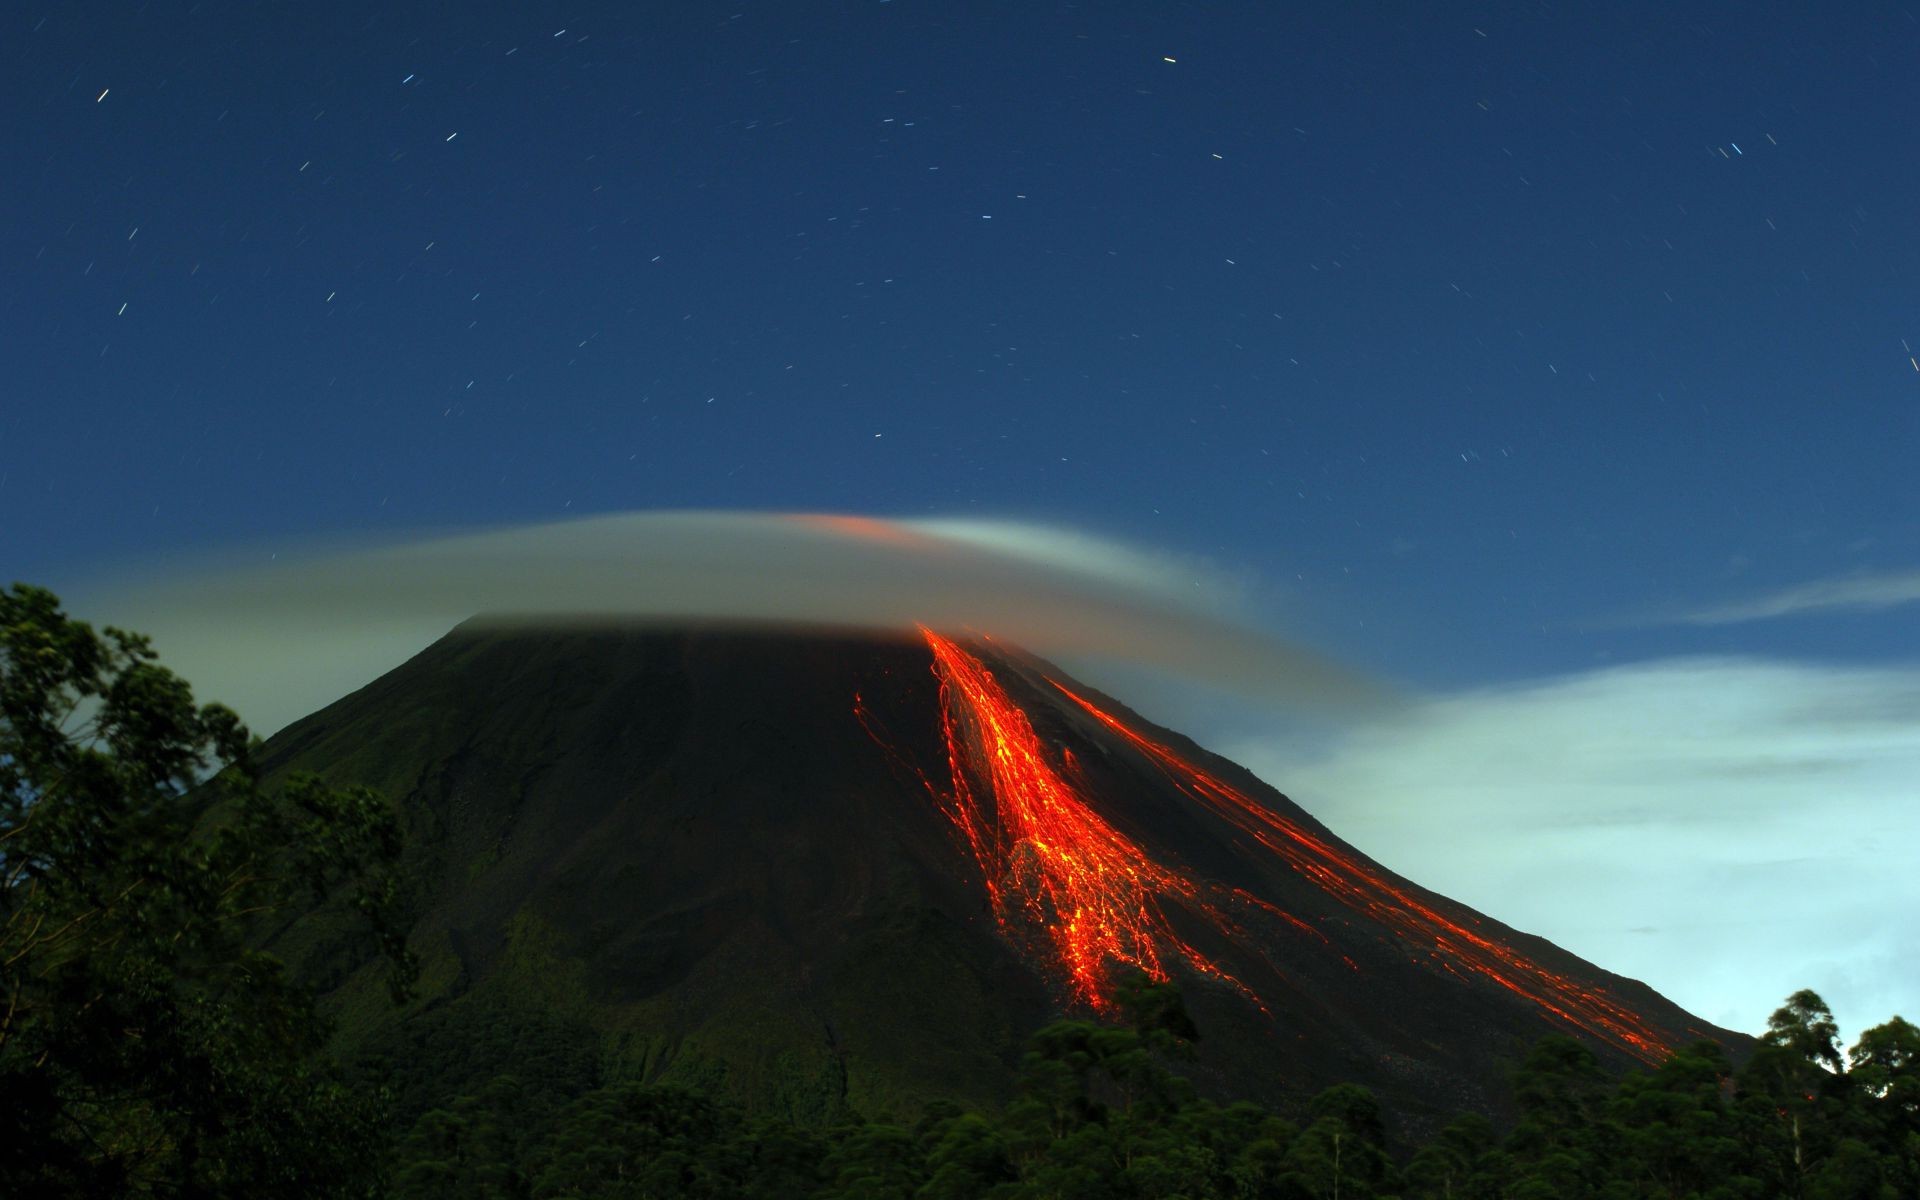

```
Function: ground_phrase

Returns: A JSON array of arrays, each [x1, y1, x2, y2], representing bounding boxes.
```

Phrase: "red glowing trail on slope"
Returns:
[[1051, 680, 1677, 1063], [916, 629, 1250, 1011]]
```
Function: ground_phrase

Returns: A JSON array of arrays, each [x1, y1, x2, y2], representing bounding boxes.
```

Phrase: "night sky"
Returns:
[[6, 4, 1917, 1036]]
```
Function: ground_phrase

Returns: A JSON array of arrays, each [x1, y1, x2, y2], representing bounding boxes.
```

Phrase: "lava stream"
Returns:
[[1051, 680, 1677, 1063], [917, 629, 1245, 1010]]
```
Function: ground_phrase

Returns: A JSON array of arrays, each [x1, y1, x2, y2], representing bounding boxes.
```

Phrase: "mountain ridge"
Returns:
[[254, 621, 1744, 1128]]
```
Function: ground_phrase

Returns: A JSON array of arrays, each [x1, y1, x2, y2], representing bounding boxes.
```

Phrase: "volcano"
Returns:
[[259, 622, 1734, 1126]]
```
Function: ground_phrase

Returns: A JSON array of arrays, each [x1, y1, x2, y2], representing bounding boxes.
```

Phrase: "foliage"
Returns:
[[373, 989, 1920, 1200], [0, 583, 414, 1197]]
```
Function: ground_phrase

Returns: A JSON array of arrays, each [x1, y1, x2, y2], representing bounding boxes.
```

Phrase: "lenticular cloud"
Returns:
[[83, 510, 1380, 737]]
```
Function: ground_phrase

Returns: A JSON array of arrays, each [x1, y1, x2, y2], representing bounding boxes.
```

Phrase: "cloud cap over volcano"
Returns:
[[82, 510, 1383, 737]]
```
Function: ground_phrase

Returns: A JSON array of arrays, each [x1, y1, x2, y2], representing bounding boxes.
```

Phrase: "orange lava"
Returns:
[[1051, 680, 1677, 1063], [918, 628, 1245, 1010], [786, 512, 938, 549]]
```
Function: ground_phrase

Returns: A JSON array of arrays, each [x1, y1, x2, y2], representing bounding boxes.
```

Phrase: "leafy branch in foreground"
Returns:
[[1, 582, 415, 1197]]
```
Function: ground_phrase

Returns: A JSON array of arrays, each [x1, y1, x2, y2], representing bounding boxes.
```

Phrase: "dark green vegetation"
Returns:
[[5, 586, 1915, 1196], [382, 988, 1919, 1199], [1, 584, 415, 1194]]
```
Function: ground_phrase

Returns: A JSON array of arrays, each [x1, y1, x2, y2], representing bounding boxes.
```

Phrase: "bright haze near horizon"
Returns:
[[5, 4, 1916, 1044]]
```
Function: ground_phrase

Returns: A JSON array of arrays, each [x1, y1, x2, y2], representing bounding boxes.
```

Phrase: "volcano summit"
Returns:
[[260, 622, 1733, 1124]]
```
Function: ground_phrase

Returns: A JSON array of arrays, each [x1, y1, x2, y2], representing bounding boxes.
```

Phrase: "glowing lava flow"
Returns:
[[874, 629, 1679, 1061], [1051, 681, 1679, 1063], [917, 629, 1245, 1010]]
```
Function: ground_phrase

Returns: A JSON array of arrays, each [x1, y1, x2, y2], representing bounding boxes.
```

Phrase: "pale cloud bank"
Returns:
[[1677, 568, 1920, 625], [1226, 657, 1920, 1039], [74, 510, 1378, 739]]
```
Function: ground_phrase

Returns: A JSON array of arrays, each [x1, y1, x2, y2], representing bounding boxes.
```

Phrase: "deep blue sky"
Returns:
[[6, 1, 1917, 686]]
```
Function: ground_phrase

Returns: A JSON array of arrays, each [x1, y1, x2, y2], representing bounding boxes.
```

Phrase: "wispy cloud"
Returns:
[[1675, 568, 1920, 625], [1223, 657, 1920, 1038], [71, 510, 1381, 739]]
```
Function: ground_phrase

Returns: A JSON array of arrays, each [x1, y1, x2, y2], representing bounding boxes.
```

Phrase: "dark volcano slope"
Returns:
[[257, 623, 1738, 1126]]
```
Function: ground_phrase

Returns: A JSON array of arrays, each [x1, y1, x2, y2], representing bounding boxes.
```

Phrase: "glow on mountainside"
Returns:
[[855, 629, 1679, 1063], [1051, 679, 1678, 1063], [914, 628, 1248, 1011]]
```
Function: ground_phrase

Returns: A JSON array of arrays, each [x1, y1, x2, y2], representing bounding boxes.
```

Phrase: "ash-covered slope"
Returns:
[[259, 622, 1736, 1125]]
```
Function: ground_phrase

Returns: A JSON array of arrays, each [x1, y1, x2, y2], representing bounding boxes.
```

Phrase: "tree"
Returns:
[[1608, 1040, 1756, 1199], [915, 1105, 1015, 1199], [1848, 1016, 1920, 1123], [1114, 973, 1201, 1049], [527, 1083, 757, 1199], [1502, 1036, 1611, 1200], [1403, 1113, 1493, 1200], [1846, 1017, 1920, 1199], [391, 1074, 545, 1199], [1767, 990, 1845, 1073], [1284, 1084, 1394, 1199], [1740, 990, 1850, 1198], [0, 583, 414, 1196]]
